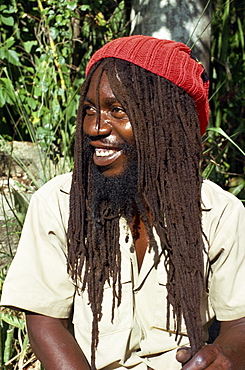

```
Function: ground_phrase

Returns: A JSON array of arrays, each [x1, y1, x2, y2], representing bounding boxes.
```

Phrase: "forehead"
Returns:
[[86, 65, 115, 100]]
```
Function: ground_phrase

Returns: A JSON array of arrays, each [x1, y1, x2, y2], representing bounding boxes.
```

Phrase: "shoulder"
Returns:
[[32, 172, 72, 202], [25, 173, 72, 225], [201, 179, 245, 258], [201, 178, 244, 213]]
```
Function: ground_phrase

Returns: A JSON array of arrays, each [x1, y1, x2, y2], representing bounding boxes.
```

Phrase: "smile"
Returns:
[[95, 148, 116, 157], [93, 147, 123, 166]]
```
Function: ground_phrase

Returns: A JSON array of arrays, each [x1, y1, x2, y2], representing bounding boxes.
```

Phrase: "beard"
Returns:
[[92, 150, 138, 221], [84, 139, 139, 224]]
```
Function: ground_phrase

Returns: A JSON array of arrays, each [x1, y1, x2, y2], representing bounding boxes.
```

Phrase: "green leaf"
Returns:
[[208, 127, 245, 157], [50, 27, 59, 40], [22, 40, 37, 53], [27, 96, 37, 110], [4, 49, 20, 66], [202, 161, 215, 179], [57, 55, 65, 65], [34, 86, 42, 97], [0, 78, 15, 106], [5, 36, 15, 49], [0, 312, 25, 330], [67, 1, 77, 11], [228, 178, 245, 196], [0, 48, 6, 60], [0, 89, 14, 107], [3, 327, 14, 363], [0, 90, 5, 107], [0, 15, 14, 26], [55, 14, 63, 23], [2, 5, 15, 14], [80, 4, 91, 11]]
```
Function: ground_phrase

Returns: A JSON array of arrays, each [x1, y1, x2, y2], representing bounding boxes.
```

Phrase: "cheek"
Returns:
[[118, 121, 134, 145], [82, 117, 93, 135], [124, 121, 132, 130]]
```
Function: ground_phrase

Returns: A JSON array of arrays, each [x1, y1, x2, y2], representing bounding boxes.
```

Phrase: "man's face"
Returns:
[[83, 65, 135, 177]]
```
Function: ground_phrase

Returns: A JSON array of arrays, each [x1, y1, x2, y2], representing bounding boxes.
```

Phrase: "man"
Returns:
[[1, 35, 245, 370]]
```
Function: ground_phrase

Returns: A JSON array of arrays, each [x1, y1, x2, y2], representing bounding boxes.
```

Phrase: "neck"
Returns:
[[129, 208, 151, 271]]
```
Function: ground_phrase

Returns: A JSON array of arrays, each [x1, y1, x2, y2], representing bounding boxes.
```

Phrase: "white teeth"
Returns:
[[95, 148, 115, 157]]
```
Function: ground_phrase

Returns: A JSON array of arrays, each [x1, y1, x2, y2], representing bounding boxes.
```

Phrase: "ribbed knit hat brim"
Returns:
[[86, 35, 209, 135]]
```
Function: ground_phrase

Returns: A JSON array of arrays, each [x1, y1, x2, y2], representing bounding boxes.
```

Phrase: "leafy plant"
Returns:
[[202, 0, 245, 201], [0, 265, 41, 369]]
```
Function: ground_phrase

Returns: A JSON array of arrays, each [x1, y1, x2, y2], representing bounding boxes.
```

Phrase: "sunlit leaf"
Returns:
[[208, 127, 245, 157], [0, 312, 25, 330], [4, 49, 21, 66], [0, 15, 14, 26]]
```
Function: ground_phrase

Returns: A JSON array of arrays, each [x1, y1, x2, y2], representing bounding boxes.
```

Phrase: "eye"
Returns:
[[83, 104, 96, 116], [111, 106, 127, 118]]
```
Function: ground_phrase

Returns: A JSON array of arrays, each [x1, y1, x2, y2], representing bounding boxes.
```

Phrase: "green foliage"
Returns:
[[0, 0, 128, 165], [0, 266, 38, 369], [202, 0, 245, 200]]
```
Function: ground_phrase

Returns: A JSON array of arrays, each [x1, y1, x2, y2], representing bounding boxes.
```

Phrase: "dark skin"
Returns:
[[26, 312, 91, 370], [176, 317, 245, 369], [26, 67, 245, 369], [130, 212, 149, 270]]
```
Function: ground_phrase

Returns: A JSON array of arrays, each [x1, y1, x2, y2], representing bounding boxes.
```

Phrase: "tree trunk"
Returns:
[[130, 0, 211, 72]]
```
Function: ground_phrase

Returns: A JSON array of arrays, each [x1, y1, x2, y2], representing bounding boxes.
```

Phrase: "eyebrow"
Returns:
[[84, 96, 120, 106], [84, 97, 93, 104]]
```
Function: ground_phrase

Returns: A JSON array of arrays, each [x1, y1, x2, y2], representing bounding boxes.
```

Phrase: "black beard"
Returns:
[[91, 149, 138, 221]]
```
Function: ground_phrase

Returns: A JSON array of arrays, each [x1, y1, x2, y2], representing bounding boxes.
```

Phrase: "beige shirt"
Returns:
[[1, 173, 245, 369]]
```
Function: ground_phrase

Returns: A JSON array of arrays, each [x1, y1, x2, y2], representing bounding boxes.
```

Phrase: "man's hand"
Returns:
[[176, 317, 245, 369], [176, 344, 232, 369]]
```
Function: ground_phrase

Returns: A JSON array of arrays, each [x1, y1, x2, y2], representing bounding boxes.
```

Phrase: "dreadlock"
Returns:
[[67, 58, 204, 369]]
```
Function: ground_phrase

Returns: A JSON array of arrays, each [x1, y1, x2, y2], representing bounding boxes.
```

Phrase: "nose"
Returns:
[[84, 111, 112, 137]]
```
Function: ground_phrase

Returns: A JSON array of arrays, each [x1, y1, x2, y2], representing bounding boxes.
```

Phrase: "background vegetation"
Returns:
[[203, 0, 245, 199], [0, 0, 244, 368]]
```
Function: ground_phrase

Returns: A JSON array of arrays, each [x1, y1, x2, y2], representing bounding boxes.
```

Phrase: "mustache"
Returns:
[[83, 135, 134, 154]]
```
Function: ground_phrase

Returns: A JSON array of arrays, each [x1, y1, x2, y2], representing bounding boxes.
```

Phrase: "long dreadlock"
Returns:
[[67, 58, 204, 369]]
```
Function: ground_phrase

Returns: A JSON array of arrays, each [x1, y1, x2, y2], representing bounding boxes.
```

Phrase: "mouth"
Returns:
[[93, 147, 123, 166]]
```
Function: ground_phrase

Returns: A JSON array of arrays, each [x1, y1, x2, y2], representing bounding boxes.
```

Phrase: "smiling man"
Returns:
[[1, 36, 245, 370], [83, 67, 135, 176]]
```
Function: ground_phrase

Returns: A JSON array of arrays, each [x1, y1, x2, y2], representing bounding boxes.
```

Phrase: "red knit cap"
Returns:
[[86, 35, 209, 135]]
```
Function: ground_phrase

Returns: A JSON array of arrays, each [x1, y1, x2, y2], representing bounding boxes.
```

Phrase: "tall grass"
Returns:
[[202, 0, 245, 200]]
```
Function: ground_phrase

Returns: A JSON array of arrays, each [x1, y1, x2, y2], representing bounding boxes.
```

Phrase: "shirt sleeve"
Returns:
[[1, 186, 75, 318], [208, 196, 245, 321]]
